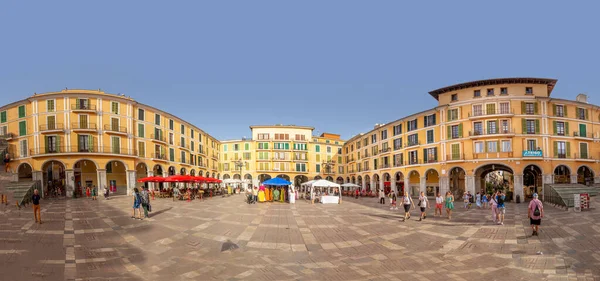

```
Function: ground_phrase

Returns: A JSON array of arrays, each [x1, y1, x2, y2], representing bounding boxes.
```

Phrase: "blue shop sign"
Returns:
[[522, 150, 543, 157]]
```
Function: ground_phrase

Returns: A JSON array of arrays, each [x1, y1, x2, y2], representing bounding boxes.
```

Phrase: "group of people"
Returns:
[[131, 187, 151, 220], [248, 186, 297, 204]]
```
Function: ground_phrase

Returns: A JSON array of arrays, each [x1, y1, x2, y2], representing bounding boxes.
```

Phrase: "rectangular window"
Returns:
[[473, 104, 483, 117], [555, 105, 564, 117], [451, 143, 460, 160], [424, 114, 436, 127], [526, 120, 536, 134], [0, 125, 7, 136], [500, 87, 508, 95], [190, 141, 195, 152], [556, 121, 565, 136], [45, 135, 58, 153], [327, 146, 332, 153], [556, 141, 566, 158], [370, 134, 376, 144], [0, 111, 6, 123], [223, 144, 228, 152], [155, 114, 161, 126], [169, 119, 174, 130], [138, 124, 144, 137], [169, 133, 174, 145], [111, 136, 120, 154], [487, 120, 497, 134], [474, 142, 484, 153], [381, 130, 388, 140], [474, 90, 481, 97], [407, 119, 418, 131], [408, 150, 418, 165], [527, 140, 537, 151], [451, 94, 458, 101], [181, 151, 186, 163], [258, 133, 269, 140], [180, 124, 185, 134], [580, 142, 588, 159], [111, 102, 119, 114], [190, 129, 194, 139], [393, 138, 402, 150], [499, 102, 510, 114], [525, 103, 535, 115], [316, 154, 321, 162], [258, 142, 269, 149], [423, 147, 437, 163], [486, 104, 496, 115], [316, 164, 321, 173], [448, 109, 459, 121], [579, 123, 587, 138], [393, 153, 403, 167], [138, 109, 145, 121], [426, 130, 434, 144], [19, 139, 28, 157], [501, 120, 509, 134], [473, 122, 483, 135], [501, 140, 511, 152], [233, 144, 239, 151], [138, 141, 145, 157], [315, 145, 320, 152], [393, 124, 402, 136], [407, 134, 418, 146], [19, 120, 26, 136], [245, 143, 249, 150], [18, 105, 26, 118], [526, 87, 533, 94], [110, 117, 119, 131], [451, 125, 459, 139], [487, 88, 494, 96], [47, 100, 55, 112], [577, 108, 587, 120], [46, 116, 56, 130]]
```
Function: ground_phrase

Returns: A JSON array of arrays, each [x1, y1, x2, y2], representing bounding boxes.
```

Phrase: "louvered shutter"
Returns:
[[458, 124, 463, 138], [535, 120, 540, 134], [534, 102, 539, 114], [566, 142, 571, 157], [553, 142, 558, 157], [553, 104, 557, 116], [565, 122, 569, 136], [44, 136, 49, 153], [553, 121, 557, 135], [522, 119, 527, 134], [521, 102, 526, 114]]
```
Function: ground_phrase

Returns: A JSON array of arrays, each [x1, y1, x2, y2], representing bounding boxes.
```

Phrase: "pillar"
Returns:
[[97, 169, 107, 194], [65, 169, 75, 198], [126, 170, 136, 195], [513, 174, 524, 203], [370, 177, 375, 192], [595, 177, 600, 184], [570, 175, 578, 184], [465, 175, 475, 195], [475, 177, 482, 194], [439, 176, 449, 196], [404, 178, 410, 196], [361, 178, 366, 192], [379, 176, 385, 194], [32, 171, 44, 198], [147, 171, 154, 191], [391, 179, 397, 195], [420, 177, 426, 196]]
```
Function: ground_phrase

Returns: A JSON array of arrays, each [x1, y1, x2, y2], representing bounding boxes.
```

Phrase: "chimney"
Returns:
[[576, 93, 588, 104]]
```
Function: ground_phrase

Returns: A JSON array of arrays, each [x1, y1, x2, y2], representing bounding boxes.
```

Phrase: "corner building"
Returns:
[[341, 78, 600, 200], [0, 90, 221, 197]]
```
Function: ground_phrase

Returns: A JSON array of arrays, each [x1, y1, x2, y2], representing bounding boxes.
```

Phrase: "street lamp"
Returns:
[[321, 160, 335, 179], [234, 159, 247, 191]]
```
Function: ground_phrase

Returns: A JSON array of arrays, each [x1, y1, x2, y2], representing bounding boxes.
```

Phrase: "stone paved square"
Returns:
[[2, 194, 600, 280]]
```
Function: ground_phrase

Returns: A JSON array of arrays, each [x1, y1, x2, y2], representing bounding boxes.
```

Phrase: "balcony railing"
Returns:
[[447, 154, 465, 161], [552, 131, 570, 137], [212, 153, 219, 159], [556, 153, 569, 159], [151, 134, 166, 143], [104, 124, 127, 134], [39, 123, 64, 132], [424, 158, 438, 164], [178, 143, 190, 151], [407, 159, 421, 165], [380, 163, 390, 169], [71, 104, 97, 111], [393, 162, 403, 167], [71, 123, 97, 130], [574, 153, 592, 160], [178, 158, 190, 165], [468, 108, 514, 118], [348, 169, 356, 173], [379, 148, 391, 153], [272, 157, 291, 161], [0, 133, 15, 140], [473, 152, 514, 159], [151, 153, 167, 161], [469, 129, 515, 137], [31, 146, 137, 156], [293, 157, 308, 161], [573, 132, 592, 138], [405, 141, 421, 147]]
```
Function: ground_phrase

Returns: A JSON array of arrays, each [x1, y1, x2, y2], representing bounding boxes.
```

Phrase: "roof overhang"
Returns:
[[428, 77, 558, 100]]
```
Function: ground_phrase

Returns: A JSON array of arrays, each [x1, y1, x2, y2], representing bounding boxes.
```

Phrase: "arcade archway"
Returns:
[[475, 163, 514, 200], [408, 171, 420, 196], [448, 167, 465, 199], [577, 166, 594, 186], [554, 165, 571, 184], [373, 174, 380, 193], [42, 160, 66, 197], [153, 164, 164, 190], [395, 172, 404, 194], [294, 175, 308, 188], [364, 175, 371, 192], [136, 163, 149, 190], [325, 176, 333, 181], [523, 165, 542, 197], [425, 169, 439, 197], [17, 163, 33, 182], [74, 159, 98, 195], [106, 160, 127, 195], [314, 175, 322, 180], [276, 174, 290, 181], [258, 174, 271, 183]]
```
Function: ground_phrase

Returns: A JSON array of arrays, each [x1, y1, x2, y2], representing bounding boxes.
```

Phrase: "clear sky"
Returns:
[[1, 1, 599, 141]]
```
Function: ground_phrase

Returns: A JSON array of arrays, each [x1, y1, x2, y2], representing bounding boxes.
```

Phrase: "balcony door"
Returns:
[[111, 118, 119, 131], [47, 116, 56, 130], [78, 134, 93, 152], [112, 136, 121, 154], [79, 115, 88, 129]]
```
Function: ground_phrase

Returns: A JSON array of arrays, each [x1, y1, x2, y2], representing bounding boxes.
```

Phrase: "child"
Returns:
[[435, 193, 444, 216]]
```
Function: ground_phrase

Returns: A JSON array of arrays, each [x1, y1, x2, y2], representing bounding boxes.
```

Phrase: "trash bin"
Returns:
[[516, 194, 521, 203]]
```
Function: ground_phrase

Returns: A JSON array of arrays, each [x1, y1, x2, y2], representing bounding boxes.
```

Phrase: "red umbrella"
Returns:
[[137, 176, 166, 183], [192, 176, 208, 182], [164, 175, 195, 182]]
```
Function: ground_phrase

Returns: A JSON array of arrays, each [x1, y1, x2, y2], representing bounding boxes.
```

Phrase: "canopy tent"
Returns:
[[262, 177, 292, 186], [308, 180, 342, 204], [341, 183, 361, 191]]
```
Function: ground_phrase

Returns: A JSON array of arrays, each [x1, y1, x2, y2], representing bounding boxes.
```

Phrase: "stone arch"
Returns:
[[106, 160, 128, 195], [105, 159, 129, 171], [364, 175, 371, 191], [424, 168, 440, 196], [294, 175, 308, 189], [233, 174, 241, 180], [325, 176, 333, 181], [336, 177, 344, 184], [373, 174, 380, 192], [41, 160, 66, 196], [357, 175, 363, 187], [73, 159, 98, 196], [522, 164, 544, 175], [136, 163, 149, 190], [448, 167, 466, 199], [153, 164, 164, 176], [211, 172, 216, 178], [407, 170, 420, 196], [474, 163, 514, 199], [189, 169, 196, 176], [394, 171, 405, 193], [314, 175, 322, 180], [345, 177, 350, 184], [73, 158, 99, 170], [216, 173, 220, 179], [17, 162, 33, 181], [179, 167, 187, 175], [523, 164, 543, 195], [223, 174, 230, 180], [276, 174, 290, 181], [351, 176, 356, 184], [258, 174, 271, 182], [168, 166, 176, 176], [577, 165, 594, 185], [553, 165, 571, 184]]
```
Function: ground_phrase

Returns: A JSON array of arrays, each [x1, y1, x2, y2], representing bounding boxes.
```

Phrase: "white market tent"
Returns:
[[341, 183, 361, 190], [307, 180, 342, 204]]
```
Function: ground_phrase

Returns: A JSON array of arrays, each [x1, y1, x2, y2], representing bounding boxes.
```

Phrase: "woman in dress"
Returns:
[[86, 186, 91, 198], [445, 191, 454, 220], [272, 188, 280, 203], [482, 192, 489, 209], [289, 187, 295, 204], [265, 187, 272, 202], [279, 187, 285, 202], [258, 185, 266, 203], [476, 192, 482, 209]]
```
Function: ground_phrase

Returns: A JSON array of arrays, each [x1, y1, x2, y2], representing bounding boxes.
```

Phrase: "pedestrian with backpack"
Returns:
[[131, 188, 143, 220], [528, 193, 543, 236], [496, 191, 506, 225], [141, 187, 151, 219]]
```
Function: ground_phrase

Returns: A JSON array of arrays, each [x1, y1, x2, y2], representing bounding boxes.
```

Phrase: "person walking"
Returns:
[[131, 188, 143, 220], [401, 192, 414, 221], [481, 192, 488, 209], [3, 153, 10, 173], [85, 186, 91, 198], [490, 192, 498, 223], [495, 191, 506, 225], [379, 189, 385, 205], [528, 193, 544, 236], [32, 189, 42, 224], [435, 192, 444, 217], [390, 192, 397, 210], [418, 191, 429, 221], [91, 185, 97, 200], [103, 186, 109, 200], [476, 192, 482, 209], [252, 186, 258, 204], [355, 188, 359, 199], [445, 192, 454, 220], [141, 187, 151, 219]]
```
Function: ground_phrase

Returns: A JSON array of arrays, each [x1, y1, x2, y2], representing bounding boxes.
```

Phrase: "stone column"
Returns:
[[32, 171, 44, 198], [380, 176, 385, 194], [370, 177, 375, 193], [404, 178, 410, 196], [439, 176, 449, 196], [65, 169, 75, 198], [570, 175, 578, 184], [465, 175, 475, 195], [97, 169, 107, 195], [391, 179, 397, 195], [541, 174, 553, 201], [361, 178, 366, 192], [147, 171, 154, 191], [126, 170, 136, 196], [420, 177, 426, 196], [513, 174, 524, 203], [595, 177, 600, 184]]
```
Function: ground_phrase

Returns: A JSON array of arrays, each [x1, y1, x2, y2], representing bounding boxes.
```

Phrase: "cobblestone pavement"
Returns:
[[1, 194, 599, 281]]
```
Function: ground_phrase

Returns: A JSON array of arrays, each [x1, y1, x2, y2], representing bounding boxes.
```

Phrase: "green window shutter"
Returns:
[[566, 142, 571, 157], [580, 124, 586, 136], [19, 121, 26, 136], [565, 122, 569, 136], [44, 136, 49, 153], [497, 141, 500, 151], [534, 102, 539, 114], [585, 109, 589, 120], [434, 148, 438, 161], [18, 106, 25, 118], [563, 106, 567, 117], [447, 126, 451, 139], [521, 119, 527, 134], [90, 135, 95, 152], [285, 143, 289, 150], [458, 124, 463, 138], [553, 104, 557, 116], [138, 124, 144, 138], [553, 121, 557, 135], [0, 111, 6, 123], [56, 136, 61, 152], [170, 148, 174, 161], [553, 142, 558, 157], [535, 120, 540, 134], [521, 102, 526, 114], [484, 142, 488, 153], [423, 149, 427, 162]]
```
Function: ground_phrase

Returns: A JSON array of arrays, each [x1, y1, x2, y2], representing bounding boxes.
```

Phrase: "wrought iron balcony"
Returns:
[[405, 141, 421, 147], [447, 153, 465, 161], [39, 123, 64, 132], [31, 146, 137, 156], [104, 124, 127, 134], [468, 108, 514, 118], [151, 134, 166, 143], [71, 123, 97, 130], [469, 129, 515, 137], [71, 104, 97, 111], [573, 131, 592, 138]]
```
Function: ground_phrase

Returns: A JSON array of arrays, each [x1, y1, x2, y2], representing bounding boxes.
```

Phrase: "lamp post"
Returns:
[[321, 160, 335, 179], [234, 159, 247, 191]]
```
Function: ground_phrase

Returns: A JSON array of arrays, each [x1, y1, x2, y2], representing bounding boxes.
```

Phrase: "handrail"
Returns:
[[71, 123, 98, 130], [39, 123, 65, 131], [543, 185, 570, 208], [18, 180, 42, 207], [104, 124, 127, 134]]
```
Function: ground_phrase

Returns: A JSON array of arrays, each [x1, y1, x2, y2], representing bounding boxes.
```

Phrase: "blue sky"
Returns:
[[1, 1, 599, 140]]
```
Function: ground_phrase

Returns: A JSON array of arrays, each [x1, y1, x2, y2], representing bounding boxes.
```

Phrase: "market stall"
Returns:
[[303, 179, 341, 204]]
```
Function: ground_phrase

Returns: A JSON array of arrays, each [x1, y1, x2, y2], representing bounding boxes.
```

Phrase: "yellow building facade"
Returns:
[[340, 78, 600, 200], [0, 90, 220, 197], [219, 125, 344, 188]]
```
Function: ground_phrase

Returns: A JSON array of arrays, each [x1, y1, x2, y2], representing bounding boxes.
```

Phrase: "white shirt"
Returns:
[[419, 196, 427, 208], [403, 196, 411, 205], [436, 196, 444, 204]]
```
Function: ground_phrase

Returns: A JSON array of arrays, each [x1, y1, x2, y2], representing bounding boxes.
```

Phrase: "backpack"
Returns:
[[497, 196, 504, 205], [533, 201, 541, 216]]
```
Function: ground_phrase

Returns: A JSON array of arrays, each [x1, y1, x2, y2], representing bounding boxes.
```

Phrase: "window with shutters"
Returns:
[[316, 154, 321, 162], [555, 105, 564, 117], [577, 108, 587, 120], [371, 134, 377, 143], [0, 125, 6, 136], [244, 143, 250, 150], [381, 130, 388, 140], [501, 140, 511, 152], [448, 109, 459, 121], [501, 120, 509, 133], [169, 119, 174, 130], [579, 142, 588, 159], [363, 138, 368, 146], [111, 136, 120, 154], [578, 124, 587, 138], [451, 125, 460, 139], [154, 114, 161, 126], [407, 119, 418, 131], [393, 153, 403, 167], [407, 134, 418, 146], [473, 122, 483, 135], [19, 121, 26, 136], [169, 133, 174, 145], [486, 141, 498, 153], [393, 138, 402, 150], [393, 124, 402, 136], [408, 150, 418, 165], [526, 120, 536, 134], [138, 141, 145, 157], [181, 151, 186, 163], [111, 102, 119, 114], [138, 109, 145, 121], [190, 129, 194, 139], [199, 144, 204, 154], [191, 141, 195, 152], [486, 104, 496, 115], [78, 115, 88, 129], [451, 143, 460, 160], [180, 137, 185, 148], [138, 124, 144, 137], [78, 135, 92, 152], [18, 105, 25, 118], [111, 117, 119, 131], [47, 100, 55, 112], [556, 122, 565, 136], [316, 164, 321, 173], [499, 102, 510, 114], [473, 104, 483, 116], [19, 139, 28, 157], [451, 94, 458, 101], [45, 136, 59, 153], [180, 124, 185, 134], [556, 141, 567, 158], [315, 145, 320, 152], [327, 146, 332, 153], [169, 148, 175, 162], [525, 103, 535, 115], [0, 111, 6, 123], [424, 147, 437, 163], [527, 139, 537, 151], [487, 120, 497, 134], [474, 142, 484, 153], [424, 114, 436, 127], [426, 130, 434, 144], [47, 115, 56, 130]]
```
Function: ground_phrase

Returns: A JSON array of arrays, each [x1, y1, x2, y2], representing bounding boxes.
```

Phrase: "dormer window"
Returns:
[[451, 94, 458, 101], [473, 90, 481, 98], [487, 89, 494, 96], [526, 87, 533, 95], [500, 87, 508, 95]]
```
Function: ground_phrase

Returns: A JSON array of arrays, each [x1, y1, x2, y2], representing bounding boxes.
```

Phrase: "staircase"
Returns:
[[0, 138, 41, 207], [543, 183, 599, 209]]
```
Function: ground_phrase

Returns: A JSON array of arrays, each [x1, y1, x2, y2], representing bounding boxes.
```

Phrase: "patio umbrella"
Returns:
[[137, 176, 166, 183], [164, 175, 195, 182], [192, 176, 208, 182], [262, 177, 291, 186]]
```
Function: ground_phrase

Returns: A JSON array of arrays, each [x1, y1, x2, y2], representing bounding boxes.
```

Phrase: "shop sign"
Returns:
[[522, 150, 543, 157]]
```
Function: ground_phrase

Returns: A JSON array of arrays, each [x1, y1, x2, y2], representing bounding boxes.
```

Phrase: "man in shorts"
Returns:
[[496, 191, 506, 225], [528, 193, 544, 236]]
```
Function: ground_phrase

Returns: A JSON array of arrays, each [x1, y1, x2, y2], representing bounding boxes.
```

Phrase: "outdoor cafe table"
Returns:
[[320, 195, 339, 204]]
